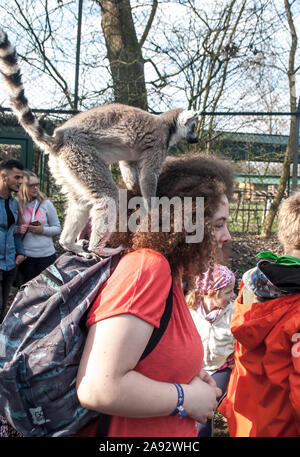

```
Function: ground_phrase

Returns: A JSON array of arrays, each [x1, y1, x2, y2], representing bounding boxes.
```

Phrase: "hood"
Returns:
[[231, 288, 300, 350], [233, 255, 300, 349], [243, 260, 300, 299]]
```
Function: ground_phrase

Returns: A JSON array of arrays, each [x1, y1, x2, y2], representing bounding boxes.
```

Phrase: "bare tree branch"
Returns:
[[261, 0, 299, 238], [139, 0, 158, 49], [13, 0, 74, 108]]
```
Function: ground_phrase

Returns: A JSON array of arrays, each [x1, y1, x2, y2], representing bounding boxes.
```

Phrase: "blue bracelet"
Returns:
[[170, 383, 188, 418]]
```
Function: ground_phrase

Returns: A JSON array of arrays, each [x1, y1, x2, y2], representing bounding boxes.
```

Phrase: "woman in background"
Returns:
[[16, 171, 61, 284]]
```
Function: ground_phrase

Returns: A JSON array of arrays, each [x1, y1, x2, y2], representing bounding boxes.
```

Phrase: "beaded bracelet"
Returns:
[[170, 383, 188, 418]]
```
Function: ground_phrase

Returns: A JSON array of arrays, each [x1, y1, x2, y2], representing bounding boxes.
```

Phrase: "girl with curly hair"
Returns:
[[75, 153, 233, 437]]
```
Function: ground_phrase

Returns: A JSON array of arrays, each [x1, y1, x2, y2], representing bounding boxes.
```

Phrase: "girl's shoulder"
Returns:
[[119, 248, 171, 276], [37, 199, 55, 209]]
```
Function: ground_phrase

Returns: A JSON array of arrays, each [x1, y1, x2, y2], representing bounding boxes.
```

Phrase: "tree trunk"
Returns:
[[260, 126, 295, 238], [260, 0, 298, 239], [99, 0, 150, 110]]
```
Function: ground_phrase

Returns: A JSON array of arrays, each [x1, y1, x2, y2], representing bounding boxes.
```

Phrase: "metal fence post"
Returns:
[[74, 0, 83, 111], [291, 98, 300, 192]]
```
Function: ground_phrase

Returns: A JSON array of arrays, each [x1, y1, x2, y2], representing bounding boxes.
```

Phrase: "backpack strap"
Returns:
[[139, 278, 173, 361], [95, 279, 173, 437], [94, 413, 111, 438]]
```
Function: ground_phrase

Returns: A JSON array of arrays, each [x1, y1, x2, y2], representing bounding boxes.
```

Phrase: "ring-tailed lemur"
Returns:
[[0, 27, 199, 257]]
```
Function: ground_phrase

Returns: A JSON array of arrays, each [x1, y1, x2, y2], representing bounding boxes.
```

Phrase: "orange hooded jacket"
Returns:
[[218, 282, 300, 437]]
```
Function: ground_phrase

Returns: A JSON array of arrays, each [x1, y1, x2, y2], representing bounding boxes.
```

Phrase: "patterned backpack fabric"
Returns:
[[0, 252, 120, 437], [0, 252, 173, 438]]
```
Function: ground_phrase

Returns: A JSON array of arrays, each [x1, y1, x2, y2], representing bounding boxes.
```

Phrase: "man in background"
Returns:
[[0, 158, 25, 322]]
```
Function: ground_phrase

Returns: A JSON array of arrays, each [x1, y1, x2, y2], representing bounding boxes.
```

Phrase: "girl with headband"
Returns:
[[186, 264, 236, 437]]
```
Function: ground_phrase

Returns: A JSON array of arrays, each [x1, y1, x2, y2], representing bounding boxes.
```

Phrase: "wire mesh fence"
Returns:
[[0, 110, 299, 235], [228, 189, 278, 234]]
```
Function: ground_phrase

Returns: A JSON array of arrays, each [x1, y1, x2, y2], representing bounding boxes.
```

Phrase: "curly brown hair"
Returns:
[[109, 153, 233, 277]]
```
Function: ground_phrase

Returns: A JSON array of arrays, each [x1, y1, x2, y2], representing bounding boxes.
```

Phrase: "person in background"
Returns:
[[219, 191, 300, 437], [0, 158, 25, 323], [186, 264, 235, 437], [74, 153, 233, 437], [16, 171, 61, 284]]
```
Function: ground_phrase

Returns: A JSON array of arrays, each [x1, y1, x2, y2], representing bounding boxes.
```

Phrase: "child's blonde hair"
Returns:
[[185, 289, 199, 310], [278, 191, 300, 250]]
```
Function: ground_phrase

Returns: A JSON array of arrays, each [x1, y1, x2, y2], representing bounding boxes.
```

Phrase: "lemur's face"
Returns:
[[168, 110, 199, 147], [186, 120, 198, 144]]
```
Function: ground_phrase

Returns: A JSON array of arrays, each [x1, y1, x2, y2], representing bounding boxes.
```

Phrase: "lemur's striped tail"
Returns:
[[0, 27, 55, 151]]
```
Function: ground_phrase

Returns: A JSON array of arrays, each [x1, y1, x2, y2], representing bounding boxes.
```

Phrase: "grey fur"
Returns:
[[0, 27, 199, 256]]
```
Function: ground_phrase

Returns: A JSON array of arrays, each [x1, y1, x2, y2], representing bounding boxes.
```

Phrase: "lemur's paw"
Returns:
[[76, 239, 90, 250], [92, 244, 124, 258], [60, 241, 99, 259]]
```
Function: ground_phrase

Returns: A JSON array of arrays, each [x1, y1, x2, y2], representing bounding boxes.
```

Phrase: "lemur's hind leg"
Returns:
[[60, 200, 91, 255], [88, 194, 123, 257], [48, 153, 92, 256], [139, 154, 164, 211], [53, 145, 121, 257], [119, 160, 140, 192]]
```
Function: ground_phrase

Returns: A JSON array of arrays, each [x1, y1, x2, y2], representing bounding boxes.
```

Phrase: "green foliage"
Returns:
[[228, 201, 278, 234], [110, 163, 121, 181], [52, 195, 66, 226]]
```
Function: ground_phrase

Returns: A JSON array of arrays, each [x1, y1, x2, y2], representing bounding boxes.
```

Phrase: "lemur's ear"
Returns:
[[177, 110, 200, 126]]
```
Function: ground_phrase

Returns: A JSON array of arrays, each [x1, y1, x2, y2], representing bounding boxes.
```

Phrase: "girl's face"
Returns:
[[205, 282, 236, 313], [186, 194, 231, 277], [27, 176, 39, 201], [210, 194, 231, 248], [215, 283, 236, 309]]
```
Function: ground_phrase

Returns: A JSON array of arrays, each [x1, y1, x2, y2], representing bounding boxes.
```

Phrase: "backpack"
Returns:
[[0, 252, 173, 437]]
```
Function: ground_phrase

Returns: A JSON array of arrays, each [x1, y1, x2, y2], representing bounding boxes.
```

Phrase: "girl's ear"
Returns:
[[207, 290, 216, 298]]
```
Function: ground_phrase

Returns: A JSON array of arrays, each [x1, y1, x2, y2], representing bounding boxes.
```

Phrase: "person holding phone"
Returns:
[[16, 171, 61, 285]]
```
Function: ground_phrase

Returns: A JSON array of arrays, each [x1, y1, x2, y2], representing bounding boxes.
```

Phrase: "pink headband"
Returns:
[[196, 264, 235, 295]]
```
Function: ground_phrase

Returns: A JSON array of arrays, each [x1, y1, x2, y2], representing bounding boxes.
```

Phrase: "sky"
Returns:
[[0, 0, 299, 136]]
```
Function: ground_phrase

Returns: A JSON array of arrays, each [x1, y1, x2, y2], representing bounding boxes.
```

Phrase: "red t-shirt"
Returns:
[[76, 248, 203, 437]]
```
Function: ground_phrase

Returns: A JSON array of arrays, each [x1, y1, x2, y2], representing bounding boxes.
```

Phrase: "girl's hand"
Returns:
[[17, 224, 28, 235], [199, 368, 217, 387], [15, 254, 25, 265], [184, 374, 222, 424], [28, 224, 43, 234]]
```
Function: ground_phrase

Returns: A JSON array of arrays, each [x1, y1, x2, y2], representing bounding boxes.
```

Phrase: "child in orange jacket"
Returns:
[[218, 192, 300, 437]]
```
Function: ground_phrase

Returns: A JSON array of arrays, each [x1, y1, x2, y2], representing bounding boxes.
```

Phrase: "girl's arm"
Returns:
[[76, 313, 221, 422], [40, 200, 61, 237]]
